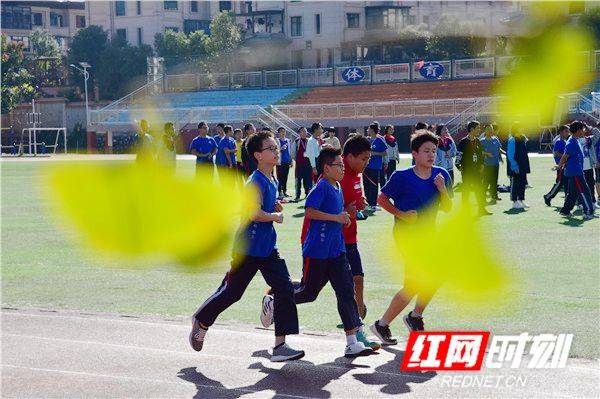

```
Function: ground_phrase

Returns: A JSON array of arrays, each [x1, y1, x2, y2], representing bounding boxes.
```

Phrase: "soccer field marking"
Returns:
[[0, 364, 318, 399]]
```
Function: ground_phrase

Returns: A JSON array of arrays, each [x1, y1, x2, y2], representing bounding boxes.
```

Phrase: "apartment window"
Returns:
[[115, 1, 125, 16], [1, 5, 32, 30], [116, 28, 127, 42], [164, 1, 178, 11], [347, 13, 359, 29], [219, 1, 232, 12], [137, 27, 143, 45], [190, 1, 198, 12], [32, 12, 43, 26], [290, 16, 302, 37], [136, 1, 141, 15], [316, 48, 322, 68], [407, 15, 415, 25], [50, 12, 65, 27], [75, 15, 86, 28], [244, 1, 253, 13], [315, 14, 321, 34]]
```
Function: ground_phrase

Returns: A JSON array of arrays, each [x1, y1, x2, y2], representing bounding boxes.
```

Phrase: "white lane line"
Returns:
[[4, 311, 598, 373], [1, 364, 318, 399], [2, 333, 431, 381]]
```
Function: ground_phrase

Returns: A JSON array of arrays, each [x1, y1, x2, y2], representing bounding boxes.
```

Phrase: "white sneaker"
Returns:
[[520, 201, 530, 208], [344, 341, 373, 358], [512, 201, 523, 210], [260, 294, 274, 328]]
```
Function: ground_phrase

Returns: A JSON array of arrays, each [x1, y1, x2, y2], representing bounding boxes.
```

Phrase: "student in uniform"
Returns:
[[556, 121, 597, 220], [189, 121, 217, 177], [262, 147, 375, 359], [190, 131, 305, 362], [544, 125, 570, 206], [370, 131, 453, 345], [276, 127, 292, 199]]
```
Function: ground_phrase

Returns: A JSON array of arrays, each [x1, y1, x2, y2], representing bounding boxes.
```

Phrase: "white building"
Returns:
[[1, 1, 87, 53]]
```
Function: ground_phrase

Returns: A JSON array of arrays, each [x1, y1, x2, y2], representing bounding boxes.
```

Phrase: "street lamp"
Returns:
[[70, 62, 91, 128]]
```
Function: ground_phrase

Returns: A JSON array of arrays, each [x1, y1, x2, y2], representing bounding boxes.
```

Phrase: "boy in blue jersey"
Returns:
[[262, 147, 374, 359], [363, 122, 388, 210], [189, 121, 217, 176], [276, 127, 292, 199], [544, 125, 570, 206], [190, 131, 304, 362], [556, 121, 597, 220], [216, 125, 237, 169], [370, 131, 453, 345]]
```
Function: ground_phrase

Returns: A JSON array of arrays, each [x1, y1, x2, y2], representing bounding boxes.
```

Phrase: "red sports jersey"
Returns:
[[340, 156, 365, 244]]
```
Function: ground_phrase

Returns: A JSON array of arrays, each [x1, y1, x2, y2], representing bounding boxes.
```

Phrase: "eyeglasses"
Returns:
[[260, 146, 279, 153], [328, 162, 344, 169]]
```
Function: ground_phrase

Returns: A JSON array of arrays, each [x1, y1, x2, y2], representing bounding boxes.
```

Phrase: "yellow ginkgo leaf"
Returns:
[[385, 203, 512, 305], [45, 162, 258, 270]]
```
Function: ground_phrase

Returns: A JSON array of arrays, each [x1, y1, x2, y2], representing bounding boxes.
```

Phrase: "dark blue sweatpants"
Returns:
[[293, 253, 363, 332], [194, 250, 299, 336]]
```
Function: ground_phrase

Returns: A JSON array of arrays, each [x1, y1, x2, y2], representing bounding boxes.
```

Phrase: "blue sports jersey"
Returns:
[[302, 179, 346, 259], [480, 136, 501, 166], [216, 136, 236, 166], [279, 138, 291, 164], [234, 170, 278, 257], [189, 136, 217, 164], [553, 139, 566, 165], [564, 136, 584, 177], [381, 166, 452, 224], [367, 136, 387, 170]]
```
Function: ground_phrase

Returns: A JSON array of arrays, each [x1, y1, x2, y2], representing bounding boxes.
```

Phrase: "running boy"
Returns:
[[262, 147, 374, 358], [370, 131, 453, 344], [544, 125, 569, 206], [190, 131, 304, 362]]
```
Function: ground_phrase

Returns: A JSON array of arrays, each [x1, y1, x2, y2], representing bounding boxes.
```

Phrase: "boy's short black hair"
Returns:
[[262, 126, 272, 132], [410, 130, 439, 152], [558, 125, 569, 133], [467, 120, 481, 132], [414, 121, 428, 130], [343, 135, 371, 157], [569, 121, 584, 134], [311, 122, 323, 132], [246, 131, 273, 164], [435, 124, 445, 136], [224, 125, 233, 134], [217, 123, 225, 129], [243, 123, 254, 133], [297, 126, 306, 134], [277, 126, 285, 133], [368, 123, 380, 133], [198, 121, 208, 130], [317, 146, 342, 171], [234, 128, 242, 135], [384, 124, 394, 134]]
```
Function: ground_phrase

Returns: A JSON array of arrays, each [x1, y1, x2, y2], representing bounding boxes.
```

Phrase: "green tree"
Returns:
[[205, 11, 241, 55], [67, 25, 109, 95], [96, 38, 153, 99], [28, 29, 63, 88], [580, 7, 600, 48], [1, 35, 35, 113], [29, 29, 61, 58], [426, 15, 487, 59], [154, 30, 190, 68]]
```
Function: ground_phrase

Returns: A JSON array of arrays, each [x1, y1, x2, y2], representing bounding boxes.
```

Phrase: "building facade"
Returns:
[[1, 1, 87, 53]]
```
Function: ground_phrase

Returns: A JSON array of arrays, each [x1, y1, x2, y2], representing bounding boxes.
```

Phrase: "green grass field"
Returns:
[[1, 156, 598, 358]]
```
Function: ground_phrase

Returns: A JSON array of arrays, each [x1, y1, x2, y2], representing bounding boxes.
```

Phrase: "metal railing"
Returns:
[[372, 63, 410, 83], [272, 97, 492, 121], [99, 75, 164, 112]]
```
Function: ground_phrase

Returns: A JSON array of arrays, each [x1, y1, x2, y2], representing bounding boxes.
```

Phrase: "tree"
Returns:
[[67, 26, 108, 95], [29, 29, 61, 58], [154, 30, 191, 69], [96, 38, 153, 99], [580, 7, 600, 48], [426, 15, 487, 59], [1, 35, 35, 113], [205, 11, 242, 55], [28, 29, 63, 88]]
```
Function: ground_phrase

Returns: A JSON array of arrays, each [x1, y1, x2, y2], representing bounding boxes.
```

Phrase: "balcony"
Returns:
[[235, 10, 290, 46]]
